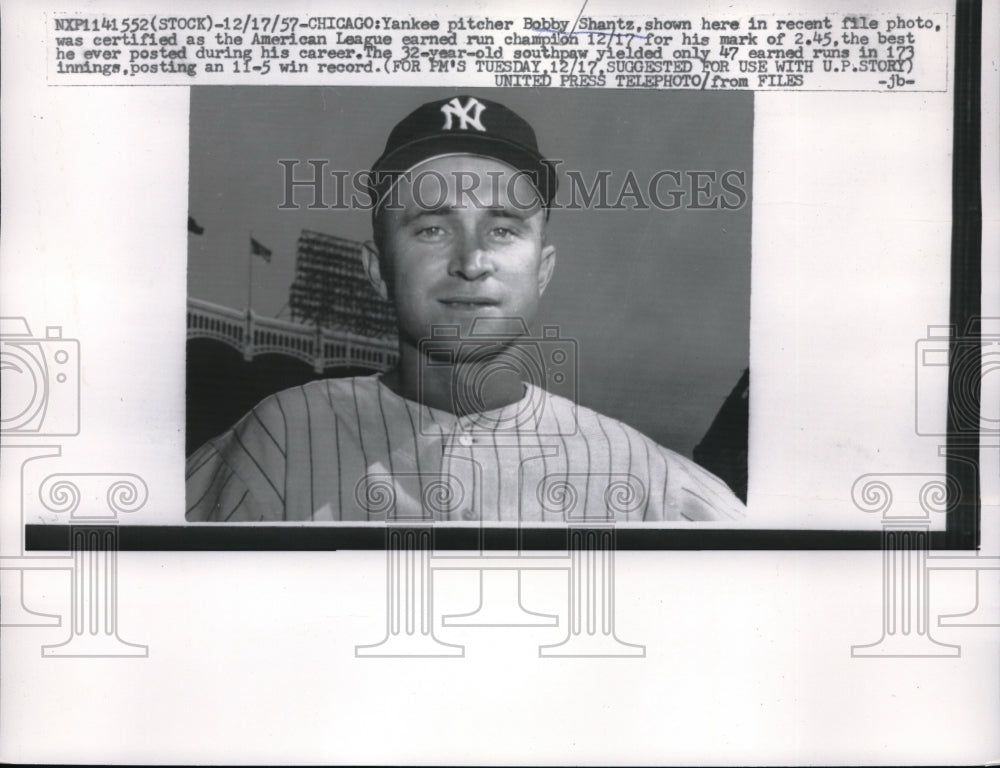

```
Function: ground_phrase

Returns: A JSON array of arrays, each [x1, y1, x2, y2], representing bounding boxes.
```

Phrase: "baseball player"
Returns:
[[186, 95, 746, 523]]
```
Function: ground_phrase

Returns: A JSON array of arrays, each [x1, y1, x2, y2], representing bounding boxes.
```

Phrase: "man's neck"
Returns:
[[383, 342, 526, 416]]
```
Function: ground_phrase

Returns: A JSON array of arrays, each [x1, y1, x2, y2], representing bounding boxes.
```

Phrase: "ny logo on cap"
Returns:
[[440, 96, 487, 132]]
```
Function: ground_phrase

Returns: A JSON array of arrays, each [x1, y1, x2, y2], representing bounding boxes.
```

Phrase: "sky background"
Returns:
[[188, 86, 752, 458]]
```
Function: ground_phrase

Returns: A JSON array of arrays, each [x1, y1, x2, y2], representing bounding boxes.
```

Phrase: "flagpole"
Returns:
[[247, 231, 254, 314]]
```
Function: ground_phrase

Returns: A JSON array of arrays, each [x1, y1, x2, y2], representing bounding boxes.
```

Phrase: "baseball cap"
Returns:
[[367, 95, 558, 214]]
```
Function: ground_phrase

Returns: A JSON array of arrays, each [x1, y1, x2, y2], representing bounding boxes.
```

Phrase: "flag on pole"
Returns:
[[187, 216, 204, 235], [250, 237, 272, 262]]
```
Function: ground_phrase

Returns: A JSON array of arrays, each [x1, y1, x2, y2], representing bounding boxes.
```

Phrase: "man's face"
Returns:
[[367, 155, 556, 348]]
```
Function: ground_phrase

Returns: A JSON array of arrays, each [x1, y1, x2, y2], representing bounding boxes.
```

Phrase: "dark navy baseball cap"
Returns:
[[367, 95, 558, 213]]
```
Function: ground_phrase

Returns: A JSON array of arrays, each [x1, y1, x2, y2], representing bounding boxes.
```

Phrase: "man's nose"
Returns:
[[448, 229, 494, 281]]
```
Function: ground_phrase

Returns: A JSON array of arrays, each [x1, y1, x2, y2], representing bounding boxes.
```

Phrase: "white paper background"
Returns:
[[2, 0, 998, 763]]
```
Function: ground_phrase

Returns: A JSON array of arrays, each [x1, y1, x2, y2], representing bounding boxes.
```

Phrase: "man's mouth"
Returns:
[[438, 297, 501, 309]]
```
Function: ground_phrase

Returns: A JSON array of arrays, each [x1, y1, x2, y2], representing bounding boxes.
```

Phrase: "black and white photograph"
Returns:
[[1, 0, 997, 764], [185, 87, 752, 525]]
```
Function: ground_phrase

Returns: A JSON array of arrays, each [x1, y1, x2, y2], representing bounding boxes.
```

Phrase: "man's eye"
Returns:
[[416, 226, 444, 237], [491, 227, 517, 238]]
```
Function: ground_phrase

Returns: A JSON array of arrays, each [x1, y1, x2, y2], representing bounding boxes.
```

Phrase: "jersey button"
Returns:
[[457, 434, 475, 447]]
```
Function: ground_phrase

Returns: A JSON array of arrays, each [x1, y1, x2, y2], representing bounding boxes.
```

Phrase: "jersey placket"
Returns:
[[441, 414, 488, 522]]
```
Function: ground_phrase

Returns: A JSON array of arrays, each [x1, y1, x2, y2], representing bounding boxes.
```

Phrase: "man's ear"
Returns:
[[537, 243, 557, 297], [361, 240, 389, 301]]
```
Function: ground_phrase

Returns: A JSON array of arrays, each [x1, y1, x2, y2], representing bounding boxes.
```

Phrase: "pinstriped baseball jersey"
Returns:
[[185, 375, 746, 523]]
